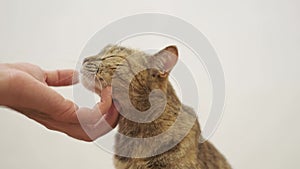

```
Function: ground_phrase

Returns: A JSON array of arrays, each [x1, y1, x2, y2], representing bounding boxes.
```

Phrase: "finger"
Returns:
[[31, 116, 92, 141], [71, 108, 113, 141], [82, 117, 114, 140], [76, 107, 102, 124], [84, 102, 120, 140], [97, 86, 112, 114], [17, 107, 93, 141], [45, 122, 93, 142], [12, 106, 51, 120], [17, 98, 119, 141], [45, 69, 79, 86], [76, 87, 113, 124], [50, 99, 80, 123], [9, 73, 79, 123], [103, 101, 120, 128]]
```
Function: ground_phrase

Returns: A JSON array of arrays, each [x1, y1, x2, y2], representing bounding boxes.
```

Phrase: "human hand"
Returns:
[[0, 63, 119, 141]]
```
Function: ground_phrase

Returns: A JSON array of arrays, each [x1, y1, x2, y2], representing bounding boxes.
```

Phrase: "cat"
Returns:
[[81, 45, 231, 169]]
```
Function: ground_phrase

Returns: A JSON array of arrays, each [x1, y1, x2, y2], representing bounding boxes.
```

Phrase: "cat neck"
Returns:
[[129, 81, 181, 113], [118, 81, 182, 137]]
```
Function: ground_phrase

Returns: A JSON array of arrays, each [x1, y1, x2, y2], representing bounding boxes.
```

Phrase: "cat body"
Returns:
[[81, 45, 231, 169]]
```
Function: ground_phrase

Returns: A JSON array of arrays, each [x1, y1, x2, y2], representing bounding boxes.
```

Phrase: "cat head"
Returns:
[[81, 45, 178, 98]]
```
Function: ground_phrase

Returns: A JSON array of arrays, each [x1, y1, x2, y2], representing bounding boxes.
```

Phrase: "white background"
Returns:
[[0, 0, 299, 169]]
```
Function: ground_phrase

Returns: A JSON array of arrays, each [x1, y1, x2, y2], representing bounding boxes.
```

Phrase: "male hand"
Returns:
[[0, 63, 119, 141]]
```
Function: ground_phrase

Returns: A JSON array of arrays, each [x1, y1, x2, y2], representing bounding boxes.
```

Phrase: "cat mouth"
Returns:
[[80, 59, 120, 113], [80, 74, 102, 95], [80, 64, 103, 95]]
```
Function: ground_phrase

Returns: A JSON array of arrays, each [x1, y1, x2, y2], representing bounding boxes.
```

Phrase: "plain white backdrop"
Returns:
[[0, 0, 299, 169]]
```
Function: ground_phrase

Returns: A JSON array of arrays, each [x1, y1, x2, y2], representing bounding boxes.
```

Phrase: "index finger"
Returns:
[[45, 70, 79, 86]]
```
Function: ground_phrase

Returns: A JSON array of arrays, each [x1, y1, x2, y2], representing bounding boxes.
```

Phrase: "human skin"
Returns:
[[0, 63, 119, 141]]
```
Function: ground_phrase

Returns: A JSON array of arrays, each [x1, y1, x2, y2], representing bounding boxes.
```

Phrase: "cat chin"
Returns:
[[82, 84, 103, 96], [80, 75, 101, 95]]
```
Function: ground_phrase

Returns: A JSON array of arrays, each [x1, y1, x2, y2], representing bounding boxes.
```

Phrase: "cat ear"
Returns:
[[152, 45, 178, 76]]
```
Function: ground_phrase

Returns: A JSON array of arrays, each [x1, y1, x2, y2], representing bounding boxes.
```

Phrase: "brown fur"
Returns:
[[81, 45, 231, 169]]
